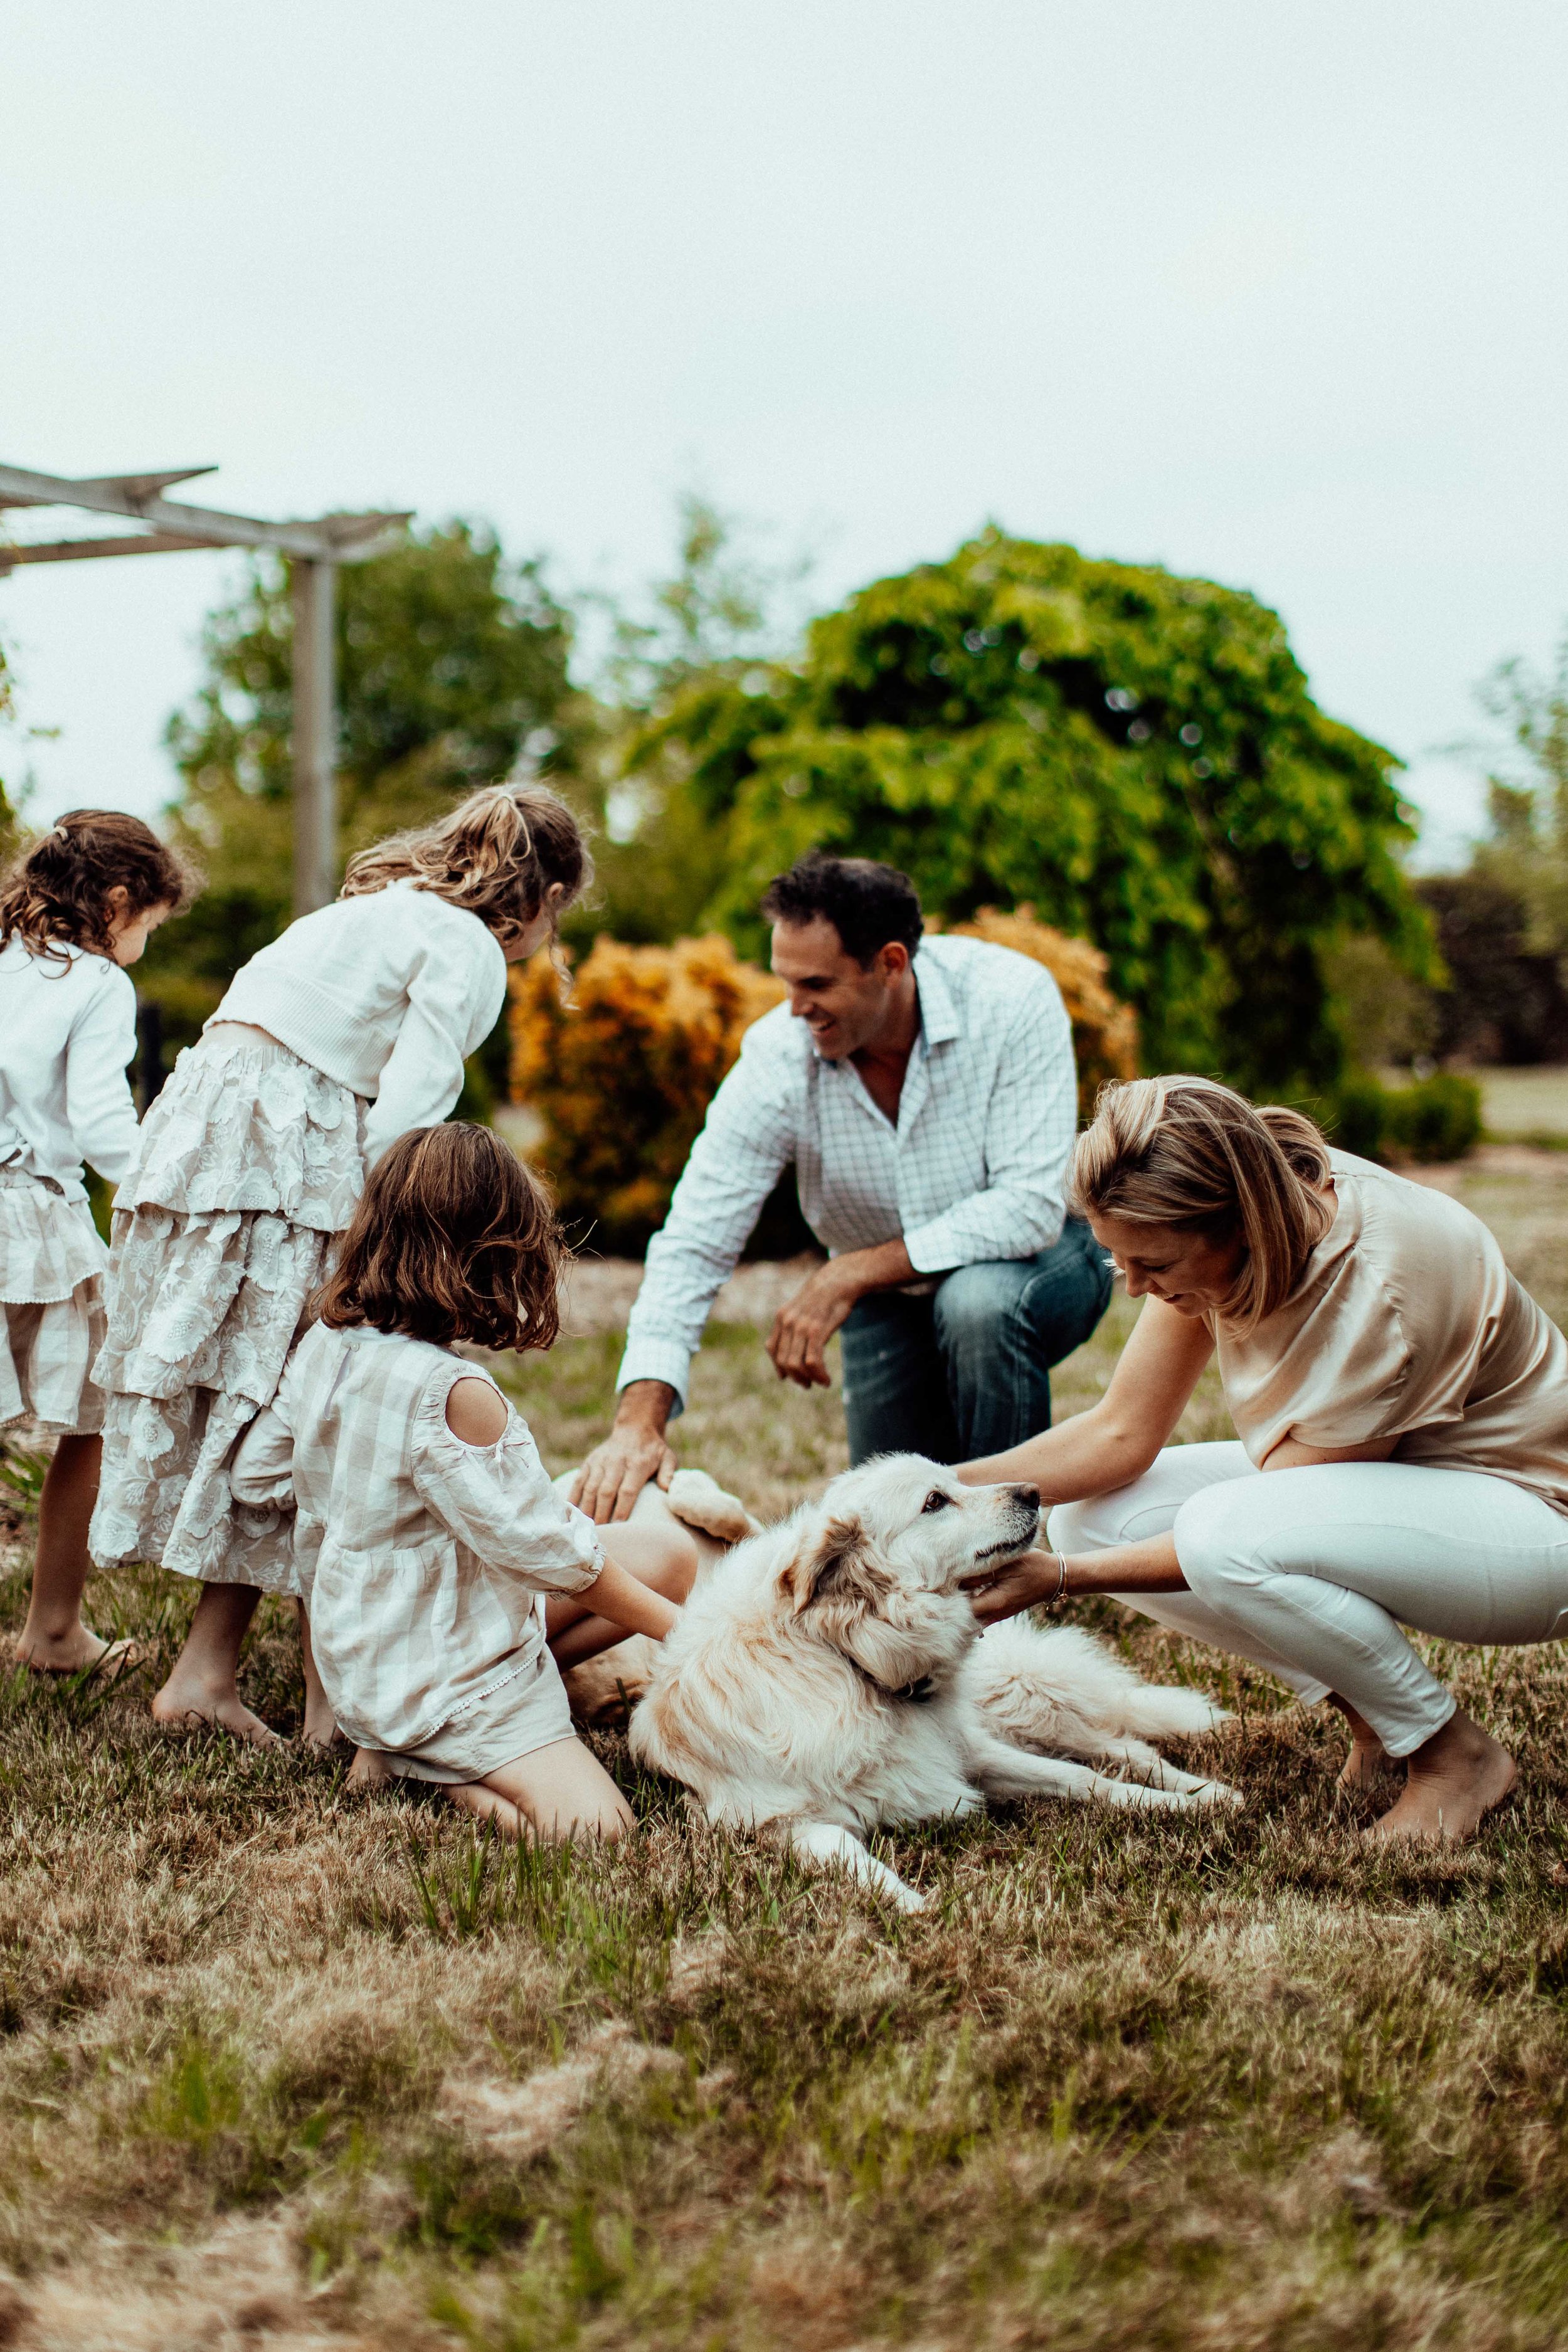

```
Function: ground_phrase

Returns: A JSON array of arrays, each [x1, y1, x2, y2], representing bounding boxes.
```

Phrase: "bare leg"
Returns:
[[546, 1520, 697, 1672], [1328, 1693, 1399, 1789], [297, 1603, 338, 1747], [448, 1736, 634, 1844], [346, 1747, 394, 1791], [15, 1434, 132, 1674], [152, 1581, 282, 1747], [1365, 1707, 1516, 1845]]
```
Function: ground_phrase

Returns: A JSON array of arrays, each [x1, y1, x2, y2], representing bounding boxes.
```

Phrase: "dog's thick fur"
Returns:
[[627, 1454, 1240, 1910]]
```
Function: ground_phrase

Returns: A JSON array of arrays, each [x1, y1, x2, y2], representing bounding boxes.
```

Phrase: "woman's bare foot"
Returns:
[[13, 1628, 140, 1678], [1365, 1708, 1517, 1845], [151, 1672, 283, 1749], [1327, 1693, 1399, 1789], [346, 1748, 393, 1791]]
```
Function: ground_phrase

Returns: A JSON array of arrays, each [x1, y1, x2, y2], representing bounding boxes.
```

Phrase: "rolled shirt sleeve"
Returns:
[[617, 1031, 798, 1408], [901, 985, 1075, 1274]]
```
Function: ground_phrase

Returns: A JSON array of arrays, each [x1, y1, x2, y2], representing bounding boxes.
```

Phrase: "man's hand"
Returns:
[[766, 1259, 862, 1389], [960, 1549, 1058, 1625], [571, 1383, 679, 1524], [765, 1239, 918, 1390]]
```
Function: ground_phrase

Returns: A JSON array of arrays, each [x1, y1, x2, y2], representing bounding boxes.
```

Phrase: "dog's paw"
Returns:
[[1195, 1778, 1244, 1809], [665, 1469, 760, 1545]]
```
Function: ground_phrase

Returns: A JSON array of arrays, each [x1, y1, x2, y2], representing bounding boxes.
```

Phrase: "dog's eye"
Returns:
[[921, 1490, 954, 1514]]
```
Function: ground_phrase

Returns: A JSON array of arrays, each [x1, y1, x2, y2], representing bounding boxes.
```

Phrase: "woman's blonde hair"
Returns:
[[339, 782, 591, 946], [1070, 1076, 1335, 1331]]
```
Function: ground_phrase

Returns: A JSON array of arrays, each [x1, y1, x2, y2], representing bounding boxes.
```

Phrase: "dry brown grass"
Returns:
[[4, 1163, 1568, 2348]]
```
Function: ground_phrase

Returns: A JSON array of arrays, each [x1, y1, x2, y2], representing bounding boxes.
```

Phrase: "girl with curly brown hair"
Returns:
[[0, 809, 192, 1674]]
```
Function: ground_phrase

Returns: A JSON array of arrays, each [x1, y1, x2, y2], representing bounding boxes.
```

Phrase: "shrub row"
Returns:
[[1327, 1070, 1484, 1165]]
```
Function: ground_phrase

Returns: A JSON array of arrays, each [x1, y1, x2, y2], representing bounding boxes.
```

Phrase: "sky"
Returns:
[[3, 1, 1565, 867]]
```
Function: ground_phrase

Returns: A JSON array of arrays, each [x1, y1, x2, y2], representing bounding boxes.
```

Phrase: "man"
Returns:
[[575, 852, 1111, 1522]]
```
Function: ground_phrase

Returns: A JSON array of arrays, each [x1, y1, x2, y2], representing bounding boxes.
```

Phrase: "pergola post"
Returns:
[[290, 556, 337, 915], [0, 462, 408, 923]]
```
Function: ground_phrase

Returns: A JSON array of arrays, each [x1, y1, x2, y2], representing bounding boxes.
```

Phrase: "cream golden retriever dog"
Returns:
[[618, 1454, 1239, 1912]]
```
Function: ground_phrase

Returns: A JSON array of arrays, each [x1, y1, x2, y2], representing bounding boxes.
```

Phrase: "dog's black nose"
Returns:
[[1010, 1484, 1041, 1508]]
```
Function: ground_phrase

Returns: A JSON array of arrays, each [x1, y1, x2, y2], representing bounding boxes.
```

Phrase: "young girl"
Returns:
[[89, 782, 591, 1747], [0, 810, 191, 1671], [231, 1123, 692, 1840]]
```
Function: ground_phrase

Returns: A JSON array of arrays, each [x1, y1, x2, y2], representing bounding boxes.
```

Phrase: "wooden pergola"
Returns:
[[0, 462, 408, 914]]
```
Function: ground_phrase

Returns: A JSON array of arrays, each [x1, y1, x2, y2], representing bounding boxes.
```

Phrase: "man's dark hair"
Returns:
[[759, 852, 923, 967]]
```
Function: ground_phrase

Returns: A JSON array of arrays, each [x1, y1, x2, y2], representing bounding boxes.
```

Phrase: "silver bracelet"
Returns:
[[1046, 1547, 1068, 1606]]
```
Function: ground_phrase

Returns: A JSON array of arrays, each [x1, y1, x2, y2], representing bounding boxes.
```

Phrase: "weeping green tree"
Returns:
[[630, 529, 1431, 1094]]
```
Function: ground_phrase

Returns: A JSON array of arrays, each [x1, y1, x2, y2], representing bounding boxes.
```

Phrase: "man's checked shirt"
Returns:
[[617, 934, 1078, 1407]]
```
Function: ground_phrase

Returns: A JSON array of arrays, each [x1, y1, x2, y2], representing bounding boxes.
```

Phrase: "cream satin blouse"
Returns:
[[1214, 1150, 1568, 1515]]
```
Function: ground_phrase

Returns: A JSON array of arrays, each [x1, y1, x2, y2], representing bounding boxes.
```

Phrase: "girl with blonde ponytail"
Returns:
[[91, 783, 591, 1747], [961, 1075, 1568, 1847]]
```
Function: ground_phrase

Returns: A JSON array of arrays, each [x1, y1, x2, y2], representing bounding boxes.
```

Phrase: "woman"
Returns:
[[961, 1076, 1568, 1842]]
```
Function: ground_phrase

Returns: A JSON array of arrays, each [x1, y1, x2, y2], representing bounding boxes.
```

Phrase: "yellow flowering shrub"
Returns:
[[509, 935, 785, 1249], [510, 912, 1138, 1250], [948, 907, 1140, 1123]]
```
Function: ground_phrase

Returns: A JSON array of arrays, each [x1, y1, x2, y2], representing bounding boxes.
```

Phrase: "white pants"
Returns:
[[1048, 1443, 1568, 1757]]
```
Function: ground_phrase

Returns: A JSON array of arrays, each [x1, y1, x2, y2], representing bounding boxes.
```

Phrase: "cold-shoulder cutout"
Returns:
[[445, 1375, 509, 1448]]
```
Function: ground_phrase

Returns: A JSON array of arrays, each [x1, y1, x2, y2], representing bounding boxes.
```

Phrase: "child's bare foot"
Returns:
[[151, 1672, 283, 1749], [302, 1695, 340, 1749], [346, 1748, 393, 1791], [13, 1628, 140, 1678], [1365, 1709, 1517, 1845]]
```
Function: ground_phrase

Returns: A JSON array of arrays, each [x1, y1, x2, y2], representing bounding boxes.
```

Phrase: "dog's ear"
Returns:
[[778, 1512, 893, 1617]]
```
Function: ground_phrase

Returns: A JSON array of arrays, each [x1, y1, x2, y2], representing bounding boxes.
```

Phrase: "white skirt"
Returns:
[[89, 1030, 367, 1592], [0, 1170, 108, 1434]]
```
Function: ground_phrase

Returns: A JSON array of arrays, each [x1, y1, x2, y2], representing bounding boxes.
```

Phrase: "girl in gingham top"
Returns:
[[0, 810, 191, 1675], [231, 1124, 694, 1842], [92, 783, 591, 1751]]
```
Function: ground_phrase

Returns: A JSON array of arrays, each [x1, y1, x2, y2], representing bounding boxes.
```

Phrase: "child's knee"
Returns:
[[662, 1527, 700, 1602]]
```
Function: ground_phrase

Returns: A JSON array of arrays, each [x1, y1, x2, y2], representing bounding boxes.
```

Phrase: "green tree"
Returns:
[[1470, 631, 1568, 970], [566, 494, 809, 950], [141, 521, 578, 1046], [629, 529, 1429, 1093]]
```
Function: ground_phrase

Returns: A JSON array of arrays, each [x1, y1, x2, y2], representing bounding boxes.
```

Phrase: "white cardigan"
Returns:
[[0, 938, 140, 1199], [213, 882, 508, 1160]]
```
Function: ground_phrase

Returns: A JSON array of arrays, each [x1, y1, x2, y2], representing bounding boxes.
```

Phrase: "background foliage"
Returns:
[[624, 529, 1432, 1095], [509, 934, 785, 1253]]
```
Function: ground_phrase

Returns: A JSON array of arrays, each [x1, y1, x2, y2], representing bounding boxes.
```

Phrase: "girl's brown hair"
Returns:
[[316, 1123, 563, 1353], [0, 808, 196, 963], [338, 782, 591, 950], [1070, 1076, 1335, 1332]]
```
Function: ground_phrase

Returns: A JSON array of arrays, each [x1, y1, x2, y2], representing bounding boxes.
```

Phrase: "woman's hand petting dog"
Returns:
[[962, 1548, 1059, 1625]]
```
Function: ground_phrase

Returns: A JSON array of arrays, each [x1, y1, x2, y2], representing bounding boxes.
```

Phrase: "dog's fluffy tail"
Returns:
[[966, 1618, 1229, 1750]]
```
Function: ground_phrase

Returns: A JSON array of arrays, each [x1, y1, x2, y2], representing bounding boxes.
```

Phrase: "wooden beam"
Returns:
[[0, 467, 218, 512], [0, 532, 217, 569], [0, 462, 409, 566]]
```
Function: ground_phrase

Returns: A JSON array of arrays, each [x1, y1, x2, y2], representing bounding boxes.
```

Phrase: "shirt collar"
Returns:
[[912, 948, 959, 1049]]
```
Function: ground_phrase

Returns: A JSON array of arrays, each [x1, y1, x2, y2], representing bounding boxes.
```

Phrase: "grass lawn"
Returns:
[[6, 1165, 1568, 2346]]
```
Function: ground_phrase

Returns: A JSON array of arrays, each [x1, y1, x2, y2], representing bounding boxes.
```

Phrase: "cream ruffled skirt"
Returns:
[[89, 1030, 367, 1593], [0, 1169, 109, 1433]]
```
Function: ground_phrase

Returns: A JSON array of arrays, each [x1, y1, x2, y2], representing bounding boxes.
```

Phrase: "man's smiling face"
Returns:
[[770, 918, 910, 1061]]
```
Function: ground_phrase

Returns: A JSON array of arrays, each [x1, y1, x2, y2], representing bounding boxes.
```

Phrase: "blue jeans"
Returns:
[[838, 1219, 1113, 1466]]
